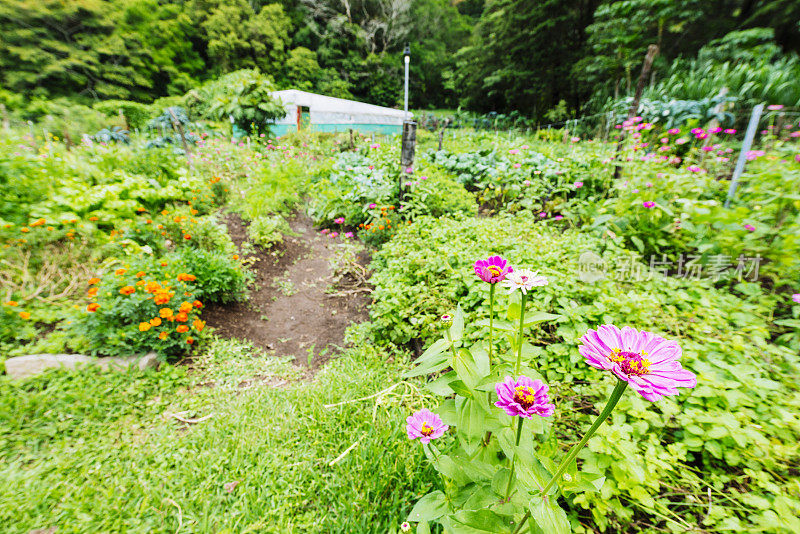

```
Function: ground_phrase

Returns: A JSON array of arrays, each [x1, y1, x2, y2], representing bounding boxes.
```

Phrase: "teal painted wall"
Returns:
[[268, 123, 402, 137]]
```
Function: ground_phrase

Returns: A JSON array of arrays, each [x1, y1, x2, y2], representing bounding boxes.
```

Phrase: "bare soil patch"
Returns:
[[203, 211, 370, 368]]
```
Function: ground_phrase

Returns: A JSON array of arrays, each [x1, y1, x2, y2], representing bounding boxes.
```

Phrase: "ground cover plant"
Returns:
[[2, 101, 800, 534]]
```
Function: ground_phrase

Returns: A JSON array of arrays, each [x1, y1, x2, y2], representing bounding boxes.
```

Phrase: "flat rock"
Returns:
[[4, 352, 159, 380]]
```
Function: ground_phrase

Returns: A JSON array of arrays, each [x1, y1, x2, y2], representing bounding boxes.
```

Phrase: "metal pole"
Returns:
[[403, 55, 410, 122], [724, 103, 763, 208]]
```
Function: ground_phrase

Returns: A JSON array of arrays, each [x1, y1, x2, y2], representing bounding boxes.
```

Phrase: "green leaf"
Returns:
[[630, 235, 645, 253], [530, 497, 571, 534], [408, 491, 449, 522], [523, 312, 561, 327], [449, 510, 510, 533], [454, 349, 480, 390], [451, 304, 465, 341]]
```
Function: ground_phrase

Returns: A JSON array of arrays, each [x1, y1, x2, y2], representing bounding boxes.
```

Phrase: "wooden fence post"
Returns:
[[168, 108, 193, 169]]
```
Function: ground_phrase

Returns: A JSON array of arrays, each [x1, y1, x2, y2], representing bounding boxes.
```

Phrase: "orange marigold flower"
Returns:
[[150, 317, 162, 326], [30, 218, 46, 227], [87, 287, 98, 297], [138, 322, 151, 332], [177, 273, 196, 282], [175, 312, 189, 323], [119, 286, 135, 295], [145, 281, 161, 293], [191, 209, 198, 215], [154, 293, 172, 305], [159, 331, 168, 340], [20, 311, 31, 320], [378, 225, 385, 230], [193, 319, 205, 332], [179, 302, 193, 313], [233, 254, 239, 260], [87, 303, 100, 312], [136, 207, 146, 212], [47, 226, 54, 231], [135, 271, 146, 278], [115, 268, 127, 276], [159, 308, 174, 318], [21, 227, 30, 233], [173, 216, 182, 223], [89, 216, 99, 221], [186, 337, 194, 345], [160, 261, 168, 267], [193, 300, 203, 308], [135, 280, 145, 286], [183, 234, 191, 240], [176, 325, 189, 333], [4, 301, 18, 307], [145, 219, 152, 224], [161, 210, 169, 216]]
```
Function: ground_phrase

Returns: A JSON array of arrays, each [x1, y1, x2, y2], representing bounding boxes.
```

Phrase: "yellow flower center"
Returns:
[[610, 348, 651, 376], [420, 422, 434, 436], [513, 386, 535, 409], [487, 265, 502, 277]]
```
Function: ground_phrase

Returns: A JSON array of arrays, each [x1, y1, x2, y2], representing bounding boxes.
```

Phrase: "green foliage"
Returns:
[[189, 69, 286, 132], [370, 213, 800, 532], [93, 100, 152, 129], [70, 257, 206, 359], [0, 336, 436, 533], [248, 215, 291, 248]]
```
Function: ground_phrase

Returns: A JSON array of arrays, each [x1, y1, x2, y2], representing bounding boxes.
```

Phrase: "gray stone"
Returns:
[[5, 352, 160, 379]]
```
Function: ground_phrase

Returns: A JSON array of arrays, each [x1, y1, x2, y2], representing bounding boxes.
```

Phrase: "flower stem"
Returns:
[[445, 330, 457, 360], [514, 292, 527, 375], [540, 379, 628, 496], [504, 416, 524, 501], [488, 283, 496, 366], [512, 512, 529, 534]]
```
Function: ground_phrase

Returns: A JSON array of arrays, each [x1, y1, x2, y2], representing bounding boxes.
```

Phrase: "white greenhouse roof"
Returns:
[[270, 89, 411, 125]]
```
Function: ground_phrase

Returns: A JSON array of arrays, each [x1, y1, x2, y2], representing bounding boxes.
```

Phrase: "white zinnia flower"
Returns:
[[502, 269, 548, 294]]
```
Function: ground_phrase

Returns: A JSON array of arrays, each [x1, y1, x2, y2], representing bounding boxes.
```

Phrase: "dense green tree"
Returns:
[[455, 0, 599, 117]]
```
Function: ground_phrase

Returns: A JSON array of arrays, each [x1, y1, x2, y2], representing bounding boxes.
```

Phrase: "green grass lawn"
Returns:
[[0, 331, 436, 533]]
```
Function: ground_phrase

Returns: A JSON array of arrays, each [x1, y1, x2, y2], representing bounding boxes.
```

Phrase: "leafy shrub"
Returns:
[[70, 259, 207, 359], [93, 100, 152, 130], [166, 248, 248, 304], [187, 69, 285, 132], [371, 214, 800, 532], [93, 126, 130, 144], [399, 169, 477, 220], [248, 215, 290, 247]]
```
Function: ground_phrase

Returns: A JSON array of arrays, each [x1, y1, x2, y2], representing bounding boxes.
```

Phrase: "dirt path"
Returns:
[[203, 211, 370, 367]]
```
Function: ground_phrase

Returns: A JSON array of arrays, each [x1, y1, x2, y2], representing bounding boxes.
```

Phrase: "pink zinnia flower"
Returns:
[[792, 294, 800, 304], [370, 143, 380, 149], [539, 212, 547, 218], [501, 269, 547, 294], [320, 229, 330, 234], [744, 224, 755, 232], [329, 231, 339, 238], [554, 215, 563, 220], [513, 163, 521, 168], [724, 128, 736, 134], [574, 181, 583, 188], [509, 149, 520, 155], [646, 182, 653, 188], [334, 217, 345, 224], [668, 128, 680, 135], [494, 376, 555, 418], [571, 136, 580, 143], [406, 409, 448, 444], [474, 255, 513, 284], [642, 201, 656, 209], [344, 231, 354, 238], [676, 138, 688, 145], [767, 104, 784, 111], [368, 203, 377, 209], [579, 325, 696, 402]]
